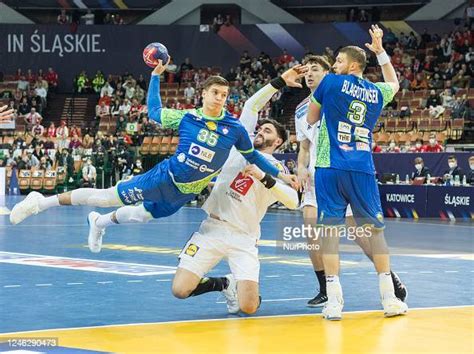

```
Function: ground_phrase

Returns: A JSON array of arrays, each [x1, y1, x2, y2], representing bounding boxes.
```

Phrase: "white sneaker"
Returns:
[[382, 296, 408, 317], [222, 274, 239, 314], [87, 212, 105, 253], [10, 191, 45, 224], [322, 296, 344, 321]]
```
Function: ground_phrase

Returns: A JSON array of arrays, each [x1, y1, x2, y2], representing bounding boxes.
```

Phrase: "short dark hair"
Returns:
[[259, 118, 287, 148], [302, 55, 331, 71], [339, 46, 367, 71], [202, 76, 229, 90], [448, 155, 457, 161]]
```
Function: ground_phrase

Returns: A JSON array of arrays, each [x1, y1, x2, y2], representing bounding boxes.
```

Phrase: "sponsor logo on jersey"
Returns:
[[121, 187, 144, 204], [340, 144, 353, 151], [184, 158, 201, 170], [338, 132, 351, 143], [356, 142, 370, 151], [230, 172, 254, 196], [184, 243, 199, 257], [188, 143, 215, 162], [177, 153, 186, 162], [199, 164, 215, 173], [222, 127, 229, 135], [355, 126, 369, 138], [338, 121, 352, 133], [206, 121, 217, 131]]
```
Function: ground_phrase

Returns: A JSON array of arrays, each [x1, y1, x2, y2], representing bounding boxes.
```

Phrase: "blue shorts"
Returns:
[[116, 159, 197, 219], [314, 168, 385, 229]]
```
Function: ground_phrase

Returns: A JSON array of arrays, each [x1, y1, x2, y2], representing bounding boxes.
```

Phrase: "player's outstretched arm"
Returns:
[[147, 59, 186, 130], [242, 164, 299, 209], [0, 105, 14, 121], [365, 24, 400, 99], [240, 65, 308, 134]]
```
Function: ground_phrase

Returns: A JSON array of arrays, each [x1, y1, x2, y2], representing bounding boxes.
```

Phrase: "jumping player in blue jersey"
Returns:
[[10, 60, 300, 253], [306, 25, 408, 320]]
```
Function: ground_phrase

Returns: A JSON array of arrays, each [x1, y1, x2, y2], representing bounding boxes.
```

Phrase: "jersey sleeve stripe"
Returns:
[[310, 96, 321, 106]]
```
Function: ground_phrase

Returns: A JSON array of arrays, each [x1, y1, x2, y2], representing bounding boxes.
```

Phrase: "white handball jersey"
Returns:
[[294, 96, 320, 173], [202, 83, 295, 238]]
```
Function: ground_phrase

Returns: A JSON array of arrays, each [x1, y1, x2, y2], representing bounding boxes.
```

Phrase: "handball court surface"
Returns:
[[0, 195, 472, 354]]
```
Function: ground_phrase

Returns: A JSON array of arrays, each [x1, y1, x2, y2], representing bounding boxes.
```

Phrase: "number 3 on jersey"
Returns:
[[197, 129, 219, 147], [347, 100, 367, 125]]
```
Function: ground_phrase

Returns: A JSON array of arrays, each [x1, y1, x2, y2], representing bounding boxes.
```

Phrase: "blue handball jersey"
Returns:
[[311, 74, 394, 175]]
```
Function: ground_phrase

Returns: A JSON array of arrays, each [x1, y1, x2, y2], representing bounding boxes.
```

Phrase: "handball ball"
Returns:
[[143, 42, 170, 68]]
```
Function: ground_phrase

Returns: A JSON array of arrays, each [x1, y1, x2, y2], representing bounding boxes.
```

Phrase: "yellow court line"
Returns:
[[1, 306, 473, 354]]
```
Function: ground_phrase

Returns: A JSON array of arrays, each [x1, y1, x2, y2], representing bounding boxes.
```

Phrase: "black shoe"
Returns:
[[391, 271, 408, 302], [307, 292, 328, 307]]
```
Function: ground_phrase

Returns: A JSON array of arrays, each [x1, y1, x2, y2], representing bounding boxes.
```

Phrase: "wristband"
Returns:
[[270, 77, 286, 90], [260, 173, 277, 189], [376, 51, 390, 66]]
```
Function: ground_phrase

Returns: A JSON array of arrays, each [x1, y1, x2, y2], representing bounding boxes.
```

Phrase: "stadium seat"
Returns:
[[18, 170, 31, 192], [150, 136, 163, 155], [159, 136, 171, 155], [43, 170, 57, 193], [30, 170, 45, 191], [451, 118, 464, 140], [385, 118, 397, 132], [139, 136, 152, 156], [169, 136, 179, 154], [418, 118, 430, 132]]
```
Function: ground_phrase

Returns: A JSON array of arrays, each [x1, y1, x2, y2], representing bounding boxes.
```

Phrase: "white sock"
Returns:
[[326, 275, 343, 302], [379, 272, 395, 300], [38, 195, 60, 211], [95, 211, 117, 229]]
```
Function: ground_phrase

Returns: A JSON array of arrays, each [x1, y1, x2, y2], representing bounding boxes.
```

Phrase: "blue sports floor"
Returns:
[[0, 195, 473, 335]]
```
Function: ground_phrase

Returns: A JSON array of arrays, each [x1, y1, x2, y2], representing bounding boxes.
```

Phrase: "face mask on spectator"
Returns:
[[136, 161, 142, 167], [415, 143, 422, 148], [470, 164, 474, 171], [415, 164, 422, 171], [448, 162, 457, 169], [292, 144, 297, 150], [429, 138, 436, 145], [389, 142, 396, 148]]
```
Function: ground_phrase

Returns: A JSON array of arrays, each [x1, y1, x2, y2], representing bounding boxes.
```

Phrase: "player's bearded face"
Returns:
[[202, 85, 229, 111], [254, 124, 280, 150], [333, 53, 350, 75]]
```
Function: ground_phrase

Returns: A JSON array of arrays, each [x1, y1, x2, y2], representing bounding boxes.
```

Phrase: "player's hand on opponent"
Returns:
[[152, 57, 171, 76], [0, 105, 14, 121], [296, 166, 310, 193], [242, 164, 265, 180], [281, 64, 308, 88], [365, 24, 385, 55], [280, 173, 300, 190]]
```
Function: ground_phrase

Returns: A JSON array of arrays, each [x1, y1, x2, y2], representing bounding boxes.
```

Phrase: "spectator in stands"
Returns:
[[18, 97, 30, 117], [225, 67, 237, 82], [123, 79, 136, 100], [69, 124, 81, 137], [17, 76, 29, 91], [39, 156, 52, 171], [81, 158, 97, 187], [165, 58, 178, 83], [468, 156, 474, 185], [424, 134, 444, 152], [372, 141, 382, 153], [34, 81, 48, 108], [57, 148, 74, 183], [411, 73, 428, 90], [452, 69, 470, 89], [239, 51, 252, 70], [136, 74, 147, 91], [443, 155, 465, 183], [75, 71, 89, 93], [119, 98, 131, 116], [81, 9, 95, 25], [384, 28, 398, 45], [57, 9, 70, 25], [69, 134, 82, 150], [386, 139, 401, 153], [452, 94, 469, 118], [358, 9, 368, 22], [429, 73, 444, 90], [31, 121, 45, 137], [184, 83, 195, 99], [411, 157, 431, 181], [441, 88, 455, 108], [56, 120, 69, 150], [414, 139, 424, 152], [24, 107, 42, 131], [401, 141, 415, 153], [110, 98, 121, 118], [100, 82, 114, 98], [180, 57, 194, 73], [27, 150, 39, 169], [132, 159, 144, 176], [116, 113, 127, 134], [43, 136, 55, 151], [278, 49, 294, 66], [82, 134, 94, 149], [96, 101, 110, 125], [399, 74, 411, 91], [425, 90, 445, 117], [45, 67, 59, 92], [92, 71, 105, 94]]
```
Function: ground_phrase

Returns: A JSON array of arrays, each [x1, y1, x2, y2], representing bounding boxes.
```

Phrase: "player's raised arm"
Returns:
[[365, 24, 400, 103], [240, 65, 308, 134], [242, 164, 299, 210], [147, 59, 187, 130], [0, 105, 14, 121]]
